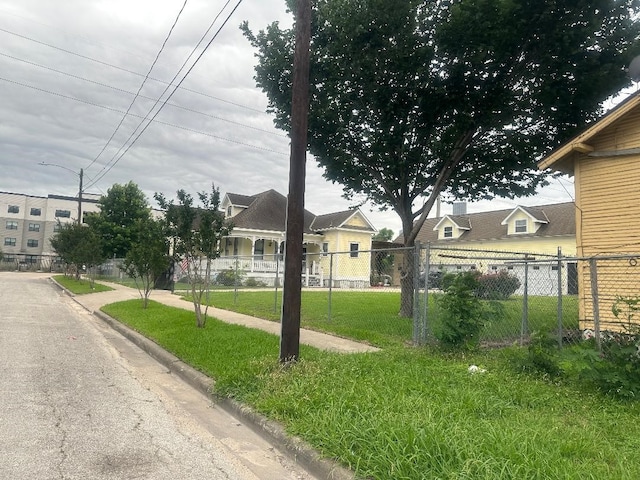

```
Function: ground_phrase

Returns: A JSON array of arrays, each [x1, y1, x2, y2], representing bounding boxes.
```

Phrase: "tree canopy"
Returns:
[[50, 222, 106, 280], [155, 185, 231, 328], [85, 181, 151, 258], [242, 0, 640, 245]]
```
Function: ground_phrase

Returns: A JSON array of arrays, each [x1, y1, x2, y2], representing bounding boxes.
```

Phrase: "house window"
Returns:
[[27, 239, 39, 248], [227, 206, 232, 217], [4, 237, 16, 246], [25, 255, 38, 264], [29, 223, 40, 232], [349, 242, 359, 258], [515, 219, 527, 233], [55, 209, 71, 218], [532, 266, 540, 270], [322, 242, 329, 256], [6, 221, 18, 230], [7, 205, 19, 214], [254, 239, 264, 260], [443, 226, 453, 238], [3, 255, 15, 263], [30, 208, 41, 216], [54, 223, 62, 232], [551, 265, 559, 271]]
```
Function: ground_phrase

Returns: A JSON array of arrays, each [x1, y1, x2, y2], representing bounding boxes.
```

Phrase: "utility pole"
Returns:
[[78, 168, 83, 225], [280, 0, 311, 363]]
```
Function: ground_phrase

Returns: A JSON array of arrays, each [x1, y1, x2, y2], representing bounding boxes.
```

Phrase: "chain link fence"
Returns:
[[92, 247, 640, 350], [413, 245, 579, 348]]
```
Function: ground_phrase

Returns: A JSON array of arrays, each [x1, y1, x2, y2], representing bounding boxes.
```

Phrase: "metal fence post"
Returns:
[[413, 241, 421, 345], [589, 257, 602, 352], [274, 255, 280, 313], [328, 252, 334, 322], [521, 254, 529, 345], [422, 242, 430, 345], [234, 255, 239, 304], [557, 246, 563, 348]]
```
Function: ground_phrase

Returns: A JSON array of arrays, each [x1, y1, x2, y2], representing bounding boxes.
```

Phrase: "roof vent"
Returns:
[[452, 202, 467, 215]]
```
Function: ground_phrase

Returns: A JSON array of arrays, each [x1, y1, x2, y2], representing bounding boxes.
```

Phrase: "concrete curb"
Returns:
[[52, 279, 355, 480]]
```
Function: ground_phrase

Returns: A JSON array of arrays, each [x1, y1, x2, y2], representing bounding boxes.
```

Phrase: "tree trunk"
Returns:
[[399, 247, 415, 318]]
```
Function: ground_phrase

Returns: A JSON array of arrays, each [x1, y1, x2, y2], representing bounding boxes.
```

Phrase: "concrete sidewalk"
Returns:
[[75, 281, 379, 354]]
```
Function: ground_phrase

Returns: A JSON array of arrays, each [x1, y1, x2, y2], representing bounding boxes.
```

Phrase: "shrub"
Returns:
[[476, 270, 521, 300], [522, 331, 562, 378], [436, 271, 484, 350], [579, 328, 640, 400], [244, 277, 266, 287], [216, 268, 246, 286]]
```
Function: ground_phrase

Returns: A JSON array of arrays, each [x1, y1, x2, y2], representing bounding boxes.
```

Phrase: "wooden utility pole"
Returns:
[[77, 168, 83, 225], [280, 0, 311, 363]]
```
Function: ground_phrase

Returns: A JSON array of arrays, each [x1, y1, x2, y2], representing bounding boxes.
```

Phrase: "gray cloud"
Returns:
[[0, 0, 577, 239]]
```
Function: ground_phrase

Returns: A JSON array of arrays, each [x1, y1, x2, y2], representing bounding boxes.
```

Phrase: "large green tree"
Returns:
[[155, 185, 231, 328], [50, 222, 106, 282], [242, 0, 640, 315], [121, 217, 170, 309], [85, 182, 151, 258]]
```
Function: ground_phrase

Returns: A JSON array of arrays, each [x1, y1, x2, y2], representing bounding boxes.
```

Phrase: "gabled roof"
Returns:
[[500, 205, 549, 226], [433, 215, 471, 231], [416, 202, 575, 244], [227, 189, 317, 234], [539, 92, 640, 174], [225, 193, 255, 207], [311, 209, 377, 232]]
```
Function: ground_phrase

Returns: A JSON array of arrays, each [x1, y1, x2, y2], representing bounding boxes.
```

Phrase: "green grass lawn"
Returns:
[[185, 289, 578, 348], [53, 274, 114, 294], [102, 299, 640, 480]]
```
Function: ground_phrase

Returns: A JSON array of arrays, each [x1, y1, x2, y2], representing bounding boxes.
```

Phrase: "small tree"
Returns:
[[85, 181, 152, 259], [121, 217, 170, 308], [50, 222, 106, 284], [155, 185, 231, 328]]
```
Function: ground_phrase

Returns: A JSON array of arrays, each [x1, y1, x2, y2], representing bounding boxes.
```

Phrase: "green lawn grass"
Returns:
[[53, 274, 114, 294], [102, 299, 640, 480], [188, 289, 578, 348]]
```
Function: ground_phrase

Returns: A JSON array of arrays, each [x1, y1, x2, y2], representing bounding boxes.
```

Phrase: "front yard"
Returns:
[[102, 299, 640, 479]]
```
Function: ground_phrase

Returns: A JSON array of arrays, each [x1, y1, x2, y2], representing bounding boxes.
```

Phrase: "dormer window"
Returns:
[[226, 206, 232, 217], [443, 226, 453, 238], [515, 219, 527, 233]]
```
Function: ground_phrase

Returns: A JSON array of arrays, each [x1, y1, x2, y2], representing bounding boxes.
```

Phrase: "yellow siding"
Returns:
[[576, 154, 640, 254], [344, 212, 368, 228], [318, 230, 373, 284], [504, 211, 543, 235], [574, 112, 640, 329]]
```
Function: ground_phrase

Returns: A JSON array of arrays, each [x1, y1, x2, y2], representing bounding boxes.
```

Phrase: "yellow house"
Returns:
[[412, 202, 576, 295], [539, 92, 640, 330], [219, 190, 377, 287]]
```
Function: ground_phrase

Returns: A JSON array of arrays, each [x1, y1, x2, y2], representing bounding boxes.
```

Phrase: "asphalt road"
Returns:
[[0, 273, 317, 480]]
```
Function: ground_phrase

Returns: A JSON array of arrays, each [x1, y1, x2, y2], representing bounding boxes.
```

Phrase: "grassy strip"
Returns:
[[103, 299, 640, 479], [53, 274, 114, 294], [187, 290, 577, 347]]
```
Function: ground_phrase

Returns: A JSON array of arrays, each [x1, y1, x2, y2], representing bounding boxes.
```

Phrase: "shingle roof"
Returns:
[[227, 190, 318, 234], [225, 190, 376, 234], [226, 193, 255, 207], [416, 202, 575, 244], [311, 210, 355, 230]]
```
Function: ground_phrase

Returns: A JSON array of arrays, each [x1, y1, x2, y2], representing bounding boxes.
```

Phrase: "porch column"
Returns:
[[250, 236, 256, 272]]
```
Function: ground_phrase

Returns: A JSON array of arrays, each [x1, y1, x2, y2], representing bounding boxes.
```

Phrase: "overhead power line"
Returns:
[[84, 0, 246, 190], [0, 52, 284, 138], [84, 0, 190, 171], [0, 76, 286, 156], [0, 26, 267, 114]]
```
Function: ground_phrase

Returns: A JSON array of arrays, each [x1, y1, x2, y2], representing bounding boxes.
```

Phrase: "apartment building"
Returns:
[[0, 191, 101, 268]]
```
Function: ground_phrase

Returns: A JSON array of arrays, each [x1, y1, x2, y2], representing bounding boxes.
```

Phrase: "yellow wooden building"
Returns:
[[411, 202, 577, 295], [539, 92, 640, 330], [219, 190, 377, 287]]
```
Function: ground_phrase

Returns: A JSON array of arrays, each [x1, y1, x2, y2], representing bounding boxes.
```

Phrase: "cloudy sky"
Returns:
[[0, 0, 604, 236]]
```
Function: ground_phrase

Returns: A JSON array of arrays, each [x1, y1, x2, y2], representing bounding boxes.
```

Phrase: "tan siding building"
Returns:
[[539, 92, 640, 330]]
